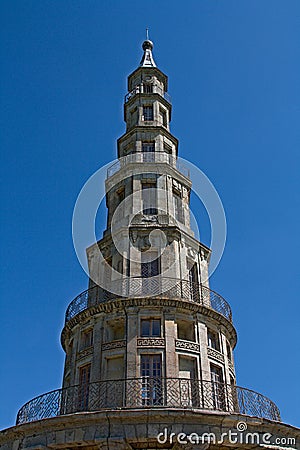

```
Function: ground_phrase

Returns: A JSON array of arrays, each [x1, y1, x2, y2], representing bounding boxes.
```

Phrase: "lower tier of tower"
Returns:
[[61, 293, 236, 397], [1, 410, 299, 450]]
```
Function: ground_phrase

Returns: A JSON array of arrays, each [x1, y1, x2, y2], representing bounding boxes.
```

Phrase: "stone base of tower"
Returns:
[[1, 410, 299, 450]]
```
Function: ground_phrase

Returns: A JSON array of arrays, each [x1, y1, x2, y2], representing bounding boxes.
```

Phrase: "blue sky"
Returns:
[[1, 0, 300, 430]]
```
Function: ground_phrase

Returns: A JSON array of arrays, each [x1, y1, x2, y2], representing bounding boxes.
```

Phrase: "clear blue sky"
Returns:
[[1, 0, 299, 430]]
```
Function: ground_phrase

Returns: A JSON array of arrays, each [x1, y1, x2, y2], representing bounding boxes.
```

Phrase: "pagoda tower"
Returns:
[[1, 39, 299, 450]]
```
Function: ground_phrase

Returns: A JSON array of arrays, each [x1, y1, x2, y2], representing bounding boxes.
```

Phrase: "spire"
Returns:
[[139, 30, 157, 68]]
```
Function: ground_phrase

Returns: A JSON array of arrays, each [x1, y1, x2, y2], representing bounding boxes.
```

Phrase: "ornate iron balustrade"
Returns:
[[65, 278, 232, 324], [16, 377, 281, 425], [107, 153, 190, 178], [124, 84, 171, 104]]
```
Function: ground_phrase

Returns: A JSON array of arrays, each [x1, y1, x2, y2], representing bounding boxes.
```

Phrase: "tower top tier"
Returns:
[[127, 39, 168, 92]]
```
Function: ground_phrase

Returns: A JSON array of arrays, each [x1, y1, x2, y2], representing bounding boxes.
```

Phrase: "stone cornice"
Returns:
[[117, 126, 178, 148], [87, 225, 211, 261], [1, 409, 299, 446], [123, 91, 172, 116], [105, 160, 190, 194]]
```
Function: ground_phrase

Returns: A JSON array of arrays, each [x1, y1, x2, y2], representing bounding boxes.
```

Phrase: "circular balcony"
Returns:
[[124, 84, 172, 104], [65, 278, 232, 324], [16, 377, 280, 425]]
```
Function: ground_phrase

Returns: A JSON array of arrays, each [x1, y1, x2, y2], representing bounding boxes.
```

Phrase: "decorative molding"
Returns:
[[76, 346, 93, 360], [141, 215, 158, 223], [102, 340, 126, 351], [187, 247, 197, 259], [172, 178, 182, 193], [207, 347, 224, 363], [137, 338, 165, 347], [175, 339, 199, 353], [228, 359, 235, 373]]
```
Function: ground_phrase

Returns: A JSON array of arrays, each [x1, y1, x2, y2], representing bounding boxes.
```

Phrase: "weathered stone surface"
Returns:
[[1, 411, 300, 450]]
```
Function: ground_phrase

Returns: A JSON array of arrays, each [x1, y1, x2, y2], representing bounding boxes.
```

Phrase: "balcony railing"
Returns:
[[107, 153, 190, 179], [65, 278, 232, 324], [16, 377, 281, 425], [124, 84, 171, 104]]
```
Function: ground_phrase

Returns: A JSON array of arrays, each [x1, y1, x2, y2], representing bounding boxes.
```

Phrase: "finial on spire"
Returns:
[[140, 30, 156, 68]]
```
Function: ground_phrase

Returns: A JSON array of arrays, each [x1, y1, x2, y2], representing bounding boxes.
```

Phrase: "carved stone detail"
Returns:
[[102, 340, 126, 351], [182, 186, 189, 198], [76, 346, 93, 360], [137, 338, 165, 347], [187, 247, 197, 259], [207, 347, 224, 363], [141, 215, 158, 223], [172, 179, 182, 192], [175, 339, 199, 353]]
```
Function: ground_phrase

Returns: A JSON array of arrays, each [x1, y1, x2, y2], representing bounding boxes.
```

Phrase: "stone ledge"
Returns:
[[1, 410, 299, 450]]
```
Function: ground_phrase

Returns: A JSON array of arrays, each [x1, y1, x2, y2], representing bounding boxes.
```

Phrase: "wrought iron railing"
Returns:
[[107, 153, 190, 178], [124, 84, 171, 104], [16, 377, 281, 425], [65, 278, 232, 324]]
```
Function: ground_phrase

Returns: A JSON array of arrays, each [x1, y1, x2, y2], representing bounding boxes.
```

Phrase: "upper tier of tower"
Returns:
[[119, 39, 175, 160], [103, 40, 193, 238]]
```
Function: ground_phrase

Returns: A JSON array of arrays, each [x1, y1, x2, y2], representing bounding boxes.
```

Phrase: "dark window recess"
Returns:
[[141, 355, 162, 405], [143, 106, 154, 121], [141, 319, 161, 337], [207, 329, 220, 352], [210, 364, 226, 410], [188, 263, 199, 301], [159, 108, 167, 127], [226, 341, 232, 361], [78, 364, 91, 410], [142, 142, 155, 162], [142, 182, 157, 215], [141, 254, 161, 295], [81, 329, 93, 350], [144, 83, 153, 93], [116, 188, 125, 219], [141, 256, 160, 278], [173, 192, 184, 223]]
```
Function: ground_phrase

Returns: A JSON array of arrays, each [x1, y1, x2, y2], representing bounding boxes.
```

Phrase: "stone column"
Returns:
[[126, 309, 138, 378], [198, 320, 210, 380], [164, 313, 178, 378], [220, 331, 233, 385], [91, 317, 104, 382]]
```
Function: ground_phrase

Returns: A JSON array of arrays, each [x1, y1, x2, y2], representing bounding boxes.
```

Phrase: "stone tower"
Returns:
[[61, 37, 236, 395], [1, 40, 299, 450]]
